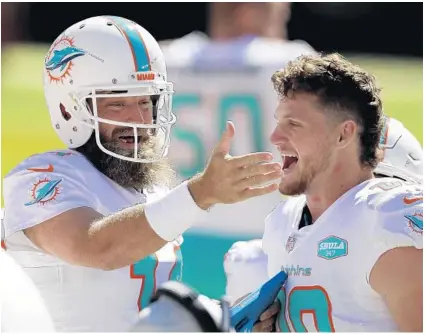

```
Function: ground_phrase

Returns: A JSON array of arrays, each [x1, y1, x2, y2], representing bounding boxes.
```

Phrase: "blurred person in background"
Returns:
[[224, 115, 423, 305], [158, 3, 316, 301], [1, 3, 29, 49], [161, 2, 314, 68], [2, 15, 281, 332], [208, 2, 291, 40]]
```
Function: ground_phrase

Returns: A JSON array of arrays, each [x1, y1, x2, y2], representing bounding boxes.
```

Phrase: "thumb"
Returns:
[[215, 121, 235, 155]]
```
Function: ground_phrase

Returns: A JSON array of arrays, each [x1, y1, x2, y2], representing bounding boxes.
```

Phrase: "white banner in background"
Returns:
[[167, 66, 284, 236]]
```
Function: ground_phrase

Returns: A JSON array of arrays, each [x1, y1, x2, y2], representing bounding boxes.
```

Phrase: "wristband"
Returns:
[[144, 181, 208, 241]]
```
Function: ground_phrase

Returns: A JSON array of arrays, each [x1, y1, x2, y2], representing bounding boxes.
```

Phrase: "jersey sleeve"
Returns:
[[2, 153, 98, 238], [223, 240, 269, 303], [364, 186, 423, 281]]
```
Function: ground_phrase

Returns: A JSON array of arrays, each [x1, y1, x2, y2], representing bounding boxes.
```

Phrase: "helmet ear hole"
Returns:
[[60, 103, 72, 121]]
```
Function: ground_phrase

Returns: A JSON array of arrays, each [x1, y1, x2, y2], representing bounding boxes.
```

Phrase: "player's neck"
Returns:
[[306, 167, 374, 222]]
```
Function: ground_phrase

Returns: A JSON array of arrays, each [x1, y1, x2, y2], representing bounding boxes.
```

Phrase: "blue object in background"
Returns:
[[230, 270, 287, 332]]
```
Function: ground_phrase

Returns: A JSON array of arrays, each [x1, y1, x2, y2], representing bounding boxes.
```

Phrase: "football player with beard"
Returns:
[[2, 16, 281, 332]]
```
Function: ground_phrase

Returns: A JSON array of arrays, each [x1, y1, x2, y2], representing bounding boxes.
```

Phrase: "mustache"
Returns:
[[110, 127, 153, 142], [75, 131, 175, 190]]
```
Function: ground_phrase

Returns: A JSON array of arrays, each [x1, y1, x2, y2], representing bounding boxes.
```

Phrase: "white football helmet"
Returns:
[[43, 16, 175, 163], [375, 116, 423, 183]]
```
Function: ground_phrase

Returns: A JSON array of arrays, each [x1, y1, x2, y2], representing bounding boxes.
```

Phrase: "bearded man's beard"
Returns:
[[75, 131, 175, 190]]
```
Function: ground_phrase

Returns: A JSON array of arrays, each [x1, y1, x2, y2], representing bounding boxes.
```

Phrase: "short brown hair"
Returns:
[[271, 52, 384, 169]]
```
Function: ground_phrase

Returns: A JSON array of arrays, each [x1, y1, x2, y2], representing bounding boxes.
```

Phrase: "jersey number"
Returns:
[[277, 286, 335, 332], [172, 93, 264, 178], [130, 245, 182, 311]]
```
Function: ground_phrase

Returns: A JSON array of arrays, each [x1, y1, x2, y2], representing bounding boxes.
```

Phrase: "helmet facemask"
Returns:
[[71, 81, 175, 164]]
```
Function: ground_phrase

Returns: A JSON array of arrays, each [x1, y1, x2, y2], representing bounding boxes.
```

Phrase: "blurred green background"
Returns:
[[1, 44, 423, 298], [2, 45, 422, 182]]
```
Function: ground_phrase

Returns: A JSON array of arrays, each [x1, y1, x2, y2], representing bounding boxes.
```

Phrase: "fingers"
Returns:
[[237, 162, 282, 179], [228, 152, 274, 168], [237, 171, 282, 189], [260, 301, 280, 321], [253, 301, 281, 332], [202, 120, 282, 205], [214, 121, 235, 155], [253, 317, 275, 332], [240, 183, 279, 201]]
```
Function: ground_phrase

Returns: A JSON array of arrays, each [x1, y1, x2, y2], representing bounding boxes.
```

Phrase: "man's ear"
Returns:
[[336, 120, 357, 149]]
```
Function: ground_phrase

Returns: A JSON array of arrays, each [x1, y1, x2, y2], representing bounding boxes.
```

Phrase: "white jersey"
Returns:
[[262, 178, 423, 332], [2, 150, 183, 332], [223, 239, 269, 304], [1, 249, 55, 333], [158, 35, 315, 237], [161, 33, 315, 68]]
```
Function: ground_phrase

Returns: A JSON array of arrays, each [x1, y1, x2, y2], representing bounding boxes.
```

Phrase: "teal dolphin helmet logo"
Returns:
[[45, 46, 85, 71], [45, 35, 85, 84]]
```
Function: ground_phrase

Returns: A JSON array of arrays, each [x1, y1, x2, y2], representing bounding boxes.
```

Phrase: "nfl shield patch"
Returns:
[[285, 234, 297, 253]]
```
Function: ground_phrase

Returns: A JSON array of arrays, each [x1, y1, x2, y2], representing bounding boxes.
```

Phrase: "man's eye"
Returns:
[[109, 103, 124, 107]]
